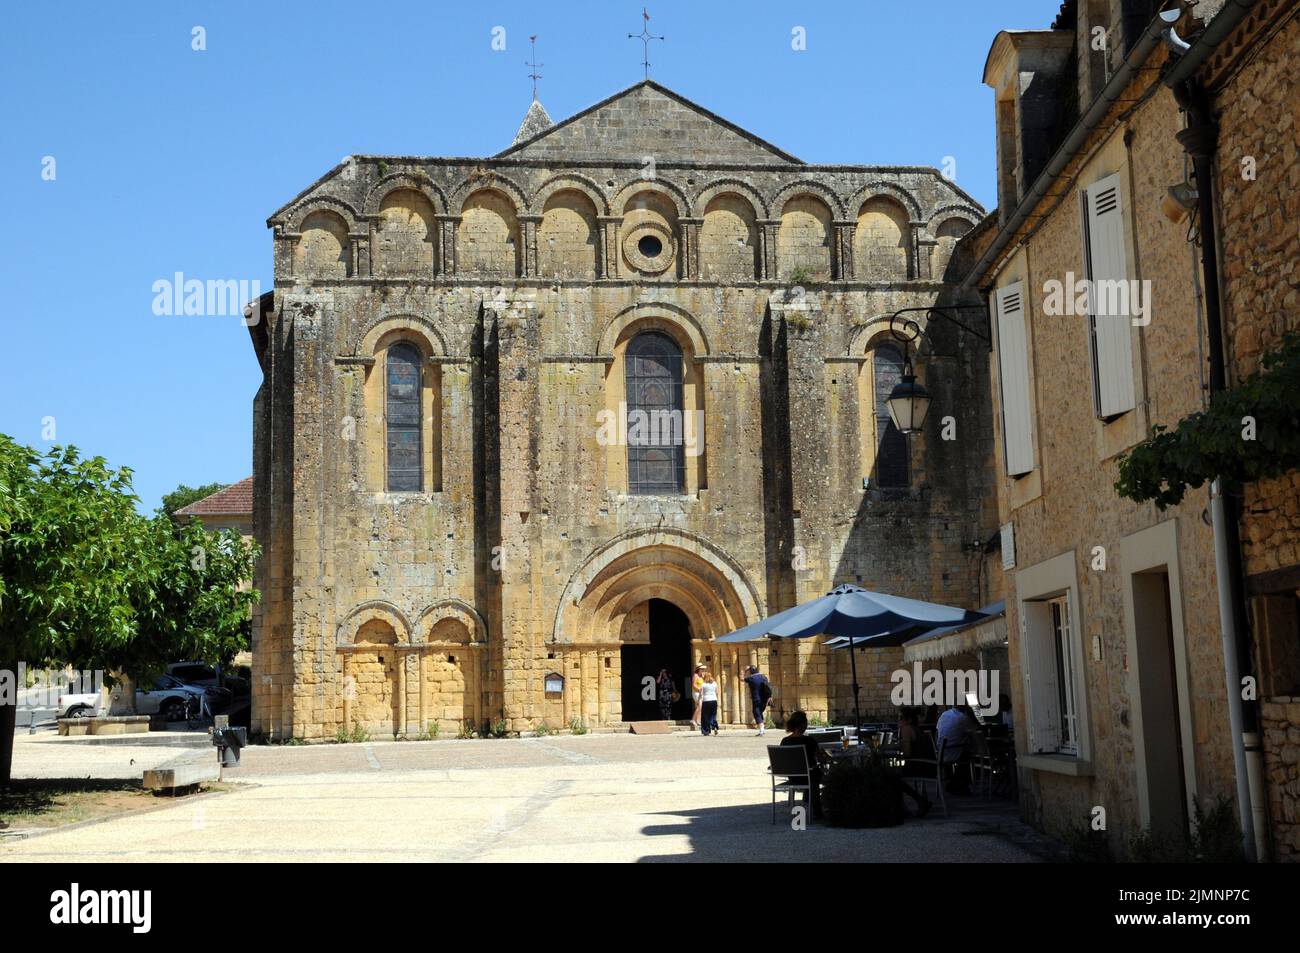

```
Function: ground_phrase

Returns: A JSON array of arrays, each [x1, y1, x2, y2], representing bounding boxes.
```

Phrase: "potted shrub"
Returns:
[[821, 750, 906, 828]]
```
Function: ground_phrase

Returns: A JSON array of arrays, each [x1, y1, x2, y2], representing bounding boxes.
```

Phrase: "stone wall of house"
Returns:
[[1209, 3, 1300, 860], [1212, 9, 1300, 580], [1261, 698, 1300, 861], [979, 35, 1237, 851], [248, 84, 995, 741]]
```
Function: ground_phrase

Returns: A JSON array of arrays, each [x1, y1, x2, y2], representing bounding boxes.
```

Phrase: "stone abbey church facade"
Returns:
[[248, 80, 996, 740]]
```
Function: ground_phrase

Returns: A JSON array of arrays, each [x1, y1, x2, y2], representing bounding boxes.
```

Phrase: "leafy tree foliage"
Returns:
[[1115, 333, 1300, 509], [161, 482, 227, 518], [0, 435, 257, 785]]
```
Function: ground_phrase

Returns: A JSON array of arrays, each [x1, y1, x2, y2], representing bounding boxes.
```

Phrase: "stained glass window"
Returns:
[[873, 344, 909, 488], [625, 332, 686, 495], [386, 343, 422, 492]]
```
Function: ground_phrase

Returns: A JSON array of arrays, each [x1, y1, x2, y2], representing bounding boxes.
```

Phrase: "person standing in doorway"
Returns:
[[656, 668, 676, 721], [690, 664, 704, 731], [699, 671, 719, 736], [743, 664, 772, 735]]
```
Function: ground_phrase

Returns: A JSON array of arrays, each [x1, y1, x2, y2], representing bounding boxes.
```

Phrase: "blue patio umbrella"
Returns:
[[716, 584, 985, 732]]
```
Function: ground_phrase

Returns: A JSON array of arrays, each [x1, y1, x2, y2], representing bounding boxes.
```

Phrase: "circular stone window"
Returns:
[[623, 222, 676, 275]]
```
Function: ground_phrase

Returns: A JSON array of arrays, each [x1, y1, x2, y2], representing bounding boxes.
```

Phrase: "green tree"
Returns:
[[161, 482, 227, 518], [0, 436, 150, 785], [128, 515, 259, 681], [0, 436, 259, 785]]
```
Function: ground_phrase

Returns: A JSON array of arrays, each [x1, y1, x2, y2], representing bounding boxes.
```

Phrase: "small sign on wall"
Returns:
[[544, 672, 565, 694]]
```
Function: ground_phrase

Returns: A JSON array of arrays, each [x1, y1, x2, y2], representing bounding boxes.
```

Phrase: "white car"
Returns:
[[57, 675, 207, 721]]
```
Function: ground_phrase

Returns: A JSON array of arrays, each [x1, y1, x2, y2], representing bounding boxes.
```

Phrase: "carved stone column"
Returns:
[[519, 215, 542, 278], [436, 214, 460, 277], [597, 215, 621, 279], [915, 226, 937, 280], [274, 227, 295, 276], [909, 220, 928, 280], [832, 221, 855, 281], [678, 217, 703, 279], [348, 231, 368, 278], [757, 219, 781, 281]]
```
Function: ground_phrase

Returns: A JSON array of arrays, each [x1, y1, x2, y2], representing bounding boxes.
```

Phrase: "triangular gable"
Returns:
[[497, 80, 801, 164]]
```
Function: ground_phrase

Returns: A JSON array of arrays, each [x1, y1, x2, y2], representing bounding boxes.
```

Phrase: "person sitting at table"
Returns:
[[780, 710, 831, 819], [936, 704, 978, 794], [895, 708, 934, 818]]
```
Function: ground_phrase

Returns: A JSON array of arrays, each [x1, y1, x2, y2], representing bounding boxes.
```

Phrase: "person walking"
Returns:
[[742, 664, 772, 735], [690, 664, 704, 730], [656, 668, 676, 721], [699, 671, 719, 736]]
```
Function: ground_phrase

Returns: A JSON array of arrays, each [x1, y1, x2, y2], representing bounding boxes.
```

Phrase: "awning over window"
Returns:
[[902, 600, 1007, 662]]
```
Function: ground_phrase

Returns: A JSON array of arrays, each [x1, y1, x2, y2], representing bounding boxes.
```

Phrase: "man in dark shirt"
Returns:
[[779, 709, 829, 819], [743, 664, 772, 735]]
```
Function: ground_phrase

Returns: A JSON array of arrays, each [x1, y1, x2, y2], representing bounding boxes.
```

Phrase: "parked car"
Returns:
[[165, 661, 220, 687], [57, 675, 211, 721], [166, 661, 248, 696]]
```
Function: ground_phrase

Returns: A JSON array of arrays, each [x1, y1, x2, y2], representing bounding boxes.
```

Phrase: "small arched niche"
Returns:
[[854, 197, 912, 280], [699, 193, 759, 280], [375, 189, 438, 276], [295, 210, 351, 278]]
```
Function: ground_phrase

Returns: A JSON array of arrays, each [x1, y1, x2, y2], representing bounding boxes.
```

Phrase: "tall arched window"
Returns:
[[386, 343, 423, 491], [873, 344, 909, 487], [625, 331, 685, 494]]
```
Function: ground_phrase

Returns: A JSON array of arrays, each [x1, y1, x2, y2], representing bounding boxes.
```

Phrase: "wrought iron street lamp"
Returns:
[[884, 305, 991, 436]]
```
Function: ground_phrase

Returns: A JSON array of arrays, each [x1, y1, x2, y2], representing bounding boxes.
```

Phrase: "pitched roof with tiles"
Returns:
[[175, 476, 253, 517]]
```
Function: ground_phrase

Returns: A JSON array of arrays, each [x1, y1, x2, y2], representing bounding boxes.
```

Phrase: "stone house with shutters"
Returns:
[[966, 0, 1300, 861], [965, 1, 1236, 852], [247, 79, 998, 742]]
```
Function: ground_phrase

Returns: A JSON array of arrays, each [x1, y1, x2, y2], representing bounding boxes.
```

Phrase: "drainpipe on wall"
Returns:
[[1167, 61, 1268, 862]]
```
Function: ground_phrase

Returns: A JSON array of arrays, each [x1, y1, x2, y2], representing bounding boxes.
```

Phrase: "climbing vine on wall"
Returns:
[[1115, 332, 1300, 509]]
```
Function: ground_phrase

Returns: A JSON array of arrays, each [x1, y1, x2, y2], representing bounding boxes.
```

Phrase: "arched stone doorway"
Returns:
[[549, 531, 764, 726], [619, 598, 694, 721]]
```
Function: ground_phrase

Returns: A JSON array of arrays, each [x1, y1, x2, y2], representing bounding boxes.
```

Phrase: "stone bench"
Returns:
[[57, 715, 152, 737], [143, 759, 220, 792]]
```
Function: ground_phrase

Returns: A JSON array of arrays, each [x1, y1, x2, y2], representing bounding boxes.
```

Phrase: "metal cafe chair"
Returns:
[[767, 745, 813, 824], [903, 737, 948, 818]]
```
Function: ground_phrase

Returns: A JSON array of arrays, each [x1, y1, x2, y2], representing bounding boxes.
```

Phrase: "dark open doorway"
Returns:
[[1132, 568, 1190, 838], [620, 598, 693, 721]]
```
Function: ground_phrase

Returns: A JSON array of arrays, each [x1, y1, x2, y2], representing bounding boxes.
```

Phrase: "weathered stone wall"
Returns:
[[1209, 4, 1300, 860], [250, 85, 994, 741], [1261, 698, 1300, 861]]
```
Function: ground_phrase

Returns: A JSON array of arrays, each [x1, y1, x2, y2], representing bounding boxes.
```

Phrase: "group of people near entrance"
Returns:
[[654, 664, 773, 737]]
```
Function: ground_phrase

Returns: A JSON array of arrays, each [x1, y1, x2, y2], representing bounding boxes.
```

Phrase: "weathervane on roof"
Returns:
[[526, 34, 543, 101], [627, 8, 664, 80]]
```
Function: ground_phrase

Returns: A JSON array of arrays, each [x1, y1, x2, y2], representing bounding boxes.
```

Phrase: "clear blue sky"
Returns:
[[2, 0, 1052, 512]]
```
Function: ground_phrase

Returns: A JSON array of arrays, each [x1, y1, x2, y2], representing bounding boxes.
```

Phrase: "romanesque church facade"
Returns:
[[248, 81, 995, 740]]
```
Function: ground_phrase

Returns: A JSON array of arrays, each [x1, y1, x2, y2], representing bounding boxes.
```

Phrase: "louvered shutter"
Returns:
[[1084, 173, 1136, 418], [993, 283, 1034, 476], [1021, 601, 1062, 754]]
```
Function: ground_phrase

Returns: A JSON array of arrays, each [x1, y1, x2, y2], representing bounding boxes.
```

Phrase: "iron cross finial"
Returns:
[[526, 34, 543, 101], [627, 8, 664, 81]]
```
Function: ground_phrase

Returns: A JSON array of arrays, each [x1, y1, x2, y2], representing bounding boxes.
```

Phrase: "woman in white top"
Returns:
[[699, 672, 719, 736]]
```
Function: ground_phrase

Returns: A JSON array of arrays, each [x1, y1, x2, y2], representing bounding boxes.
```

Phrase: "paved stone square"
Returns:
[[1, 732, 1053, 862]]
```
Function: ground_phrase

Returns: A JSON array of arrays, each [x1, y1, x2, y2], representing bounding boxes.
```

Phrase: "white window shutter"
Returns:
[[1000, 521, 1016, 570], [1021, 602, 1061, 754], [1084, 173, 1136, 418], [993, 283, 1034, 476]]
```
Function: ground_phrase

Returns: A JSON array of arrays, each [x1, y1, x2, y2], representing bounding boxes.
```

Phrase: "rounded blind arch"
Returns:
[[625, 331, 686, 495], [385, 342, 423, 492]]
